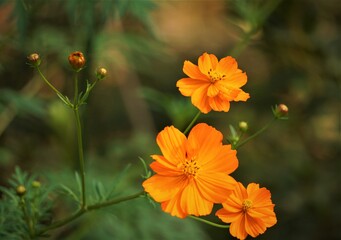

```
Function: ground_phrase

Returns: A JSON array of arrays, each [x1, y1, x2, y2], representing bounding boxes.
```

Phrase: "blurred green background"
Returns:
[[0, 0, 340, 239]]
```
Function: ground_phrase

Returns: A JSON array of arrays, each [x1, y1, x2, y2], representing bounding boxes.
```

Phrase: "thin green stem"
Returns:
[[74, 108, 86, 208], [183, 110, 201, 135], [19, 197, 35, 237], [36, 66, 63, 97], [88, 190, 145, 210], [38, 191, 144, 235], [234, 117, 276, 149], [74, 73, 79, 106], [38, 208, 85, 235], [189, 216, 229, 229], [72, 72, 86, 208]]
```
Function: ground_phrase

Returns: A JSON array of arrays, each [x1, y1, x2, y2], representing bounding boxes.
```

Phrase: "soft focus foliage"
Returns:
[[0, 0, 339, 239]]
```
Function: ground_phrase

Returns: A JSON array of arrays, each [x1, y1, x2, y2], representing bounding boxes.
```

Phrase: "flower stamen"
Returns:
[[180, 157, 200, 177], [242, 199, 253, 212], [208, 69, 225, 83]]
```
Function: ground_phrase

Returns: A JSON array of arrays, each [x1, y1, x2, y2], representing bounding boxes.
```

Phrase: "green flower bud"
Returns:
[[32, 180, 41, 188], [16, 185, 26, 196], [238, 121, 248, 132], [96, 67, 107, 80]]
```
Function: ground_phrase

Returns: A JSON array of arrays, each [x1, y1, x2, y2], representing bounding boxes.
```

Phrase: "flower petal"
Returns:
[[191, 85, 211, 113], [234, 89, 250, 101], [225, 71, 248, 88], [196, 173, 236, 203], [142, 175, 187, 202], [245, 213, 267, 238], [187, 123, 222, 165], [149, 160, 182, 176], [198, 53, 218, 76], [215, 82, 241, 100], [156, 125, 187, 165], [207, 84, 220, 97], [216, 207, 242, 223], [216, 56, 238, 77], [183, 60, 209, 80], [202, 145, 238, 174], [161, 193, 187, 218], [229, 214, 248, 240], [208, 96, 231, 112], [180, 179, 213, 216], [176, 77, 209, 97]]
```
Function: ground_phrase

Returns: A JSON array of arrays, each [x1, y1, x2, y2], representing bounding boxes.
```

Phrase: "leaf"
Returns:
[[139, 157, 151, 179], [56, 92, 73, 108], [59, 184, 80, 204], [93, 180, 105, 202]]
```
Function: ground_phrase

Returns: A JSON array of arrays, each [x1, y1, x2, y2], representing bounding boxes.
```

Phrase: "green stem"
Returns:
[[19, 197, 35, 237], [74, 107, 86, 208], [234, 117, 276, 149], [38, 191, 144, 235], [88, 190, 145, 210], [74, 72, 79, 106], [183, 111, 201, 135], [189, 216, 229, 229], [72, 72, 86, 208], [38, 208, 85, 234], [36, 66, 63, 97]]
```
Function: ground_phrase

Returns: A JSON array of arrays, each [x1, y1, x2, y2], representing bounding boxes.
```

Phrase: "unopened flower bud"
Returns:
[[16, 185, 26, 196], [238, 121, 248, 132], [274, 104, 289, 118], [68, 51, 86, 71], [96, 67, 107, 80], [27, 53, 41, 67], [32, 181, 41, 188]]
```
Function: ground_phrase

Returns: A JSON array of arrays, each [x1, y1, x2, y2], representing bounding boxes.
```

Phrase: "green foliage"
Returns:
[[141, 87, 197, 129], [0, 89, 45, 117], [0, 167, 53, 239]]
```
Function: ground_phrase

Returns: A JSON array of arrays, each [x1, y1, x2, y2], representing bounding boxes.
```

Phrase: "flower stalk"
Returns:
[[183, 110, 201, 135], [234, 117, 276, 149], [189, 216, 229, 229], [72, 71, 87, 208], [38, 190, 145, 235]]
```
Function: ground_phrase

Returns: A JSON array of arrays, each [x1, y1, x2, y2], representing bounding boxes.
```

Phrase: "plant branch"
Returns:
[[183, 110, 201, 135], [38, 190, 145, 235], [234, 117, 276, 149], [189, 215, 229, 229]]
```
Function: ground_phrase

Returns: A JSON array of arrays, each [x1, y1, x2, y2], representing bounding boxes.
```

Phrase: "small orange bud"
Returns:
[[16, 185, 26, 196], [96, 67, 107, 80], [68, 51, 86, 71], [273, 103, 289, 119], [27, 53, 41, 67]]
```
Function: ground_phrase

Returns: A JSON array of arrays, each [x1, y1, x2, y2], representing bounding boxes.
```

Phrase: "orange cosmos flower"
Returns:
[[176, 52, 250, 113], [216, 182, 277, 240], [142, 123, 238, 218]]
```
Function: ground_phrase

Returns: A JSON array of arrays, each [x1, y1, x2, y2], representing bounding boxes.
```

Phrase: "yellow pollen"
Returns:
[[242, 199, 253, 212], [208, 68, 225, 83], [181, 158, 200, 177]]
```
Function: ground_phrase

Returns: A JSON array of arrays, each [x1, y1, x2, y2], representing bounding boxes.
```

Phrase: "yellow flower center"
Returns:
[[242, 199, 253, 212], [181, 158, 200, 177], [208, 68, 225, 83]]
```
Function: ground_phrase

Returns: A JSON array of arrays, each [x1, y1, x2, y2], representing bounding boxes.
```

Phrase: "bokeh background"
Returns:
[[0, 0, 340, 239]]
